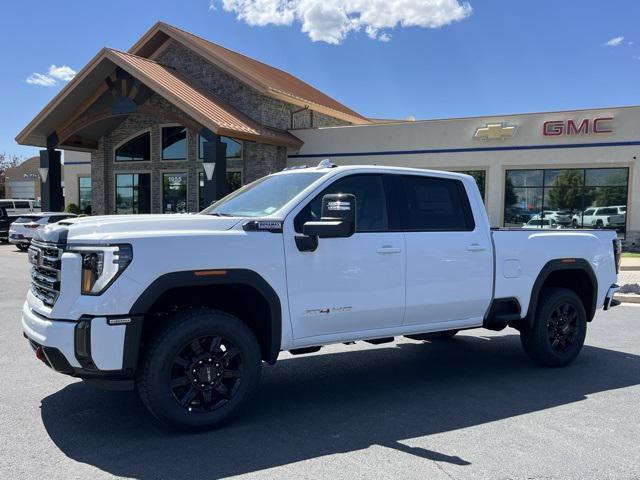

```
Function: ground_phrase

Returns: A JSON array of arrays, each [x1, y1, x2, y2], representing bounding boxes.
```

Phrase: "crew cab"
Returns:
[[21, 164, 621, 431]]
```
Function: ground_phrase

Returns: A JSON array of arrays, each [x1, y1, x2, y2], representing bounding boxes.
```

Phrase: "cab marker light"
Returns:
[[561, 258, 576, 263], [194, 270, 228, 277]]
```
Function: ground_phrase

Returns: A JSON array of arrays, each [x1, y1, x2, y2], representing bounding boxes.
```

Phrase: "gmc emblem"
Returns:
[[543, 117, 613, 136]]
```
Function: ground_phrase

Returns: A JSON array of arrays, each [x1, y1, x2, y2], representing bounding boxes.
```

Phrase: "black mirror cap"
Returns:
[[321, 193, 356, 224]]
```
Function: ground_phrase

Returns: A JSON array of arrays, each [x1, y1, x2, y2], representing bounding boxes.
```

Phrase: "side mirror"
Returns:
[[303, 193, 356, 239]]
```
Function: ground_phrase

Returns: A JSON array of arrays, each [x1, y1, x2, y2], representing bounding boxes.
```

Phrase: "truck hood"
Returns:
[[36, 214, 243, 243]]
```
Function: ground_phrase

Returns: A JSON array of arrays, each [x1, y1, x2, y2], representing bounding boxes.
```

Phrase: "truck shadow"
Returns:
[[40, 334, 640, 479]]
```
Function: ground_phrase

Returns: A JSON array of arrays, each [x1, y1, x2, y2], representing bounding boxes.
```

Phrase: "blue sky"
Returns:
[[1, 0, 639, 158]]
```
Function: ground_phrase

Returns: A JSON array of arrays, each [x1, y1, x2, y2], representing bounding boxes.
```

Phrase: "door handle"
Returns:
[[467, 243, 487, 252], [376, 246, 402, 254]]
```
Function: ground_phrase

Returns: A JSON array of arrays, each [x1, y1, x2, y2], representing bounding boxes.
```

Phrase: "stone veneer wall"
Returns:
[[155, 40, 351, 181], [91, 95, 200, 215]]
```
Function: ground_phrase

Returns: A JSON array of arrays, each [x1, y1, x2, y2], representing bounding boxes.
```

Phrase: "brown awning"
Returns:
[[16, 48, 303, 150]]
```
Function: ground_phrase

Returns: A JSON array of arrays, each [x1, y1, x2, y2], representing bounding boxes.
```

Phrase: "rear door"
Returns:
[[397, 174, 493, 327]]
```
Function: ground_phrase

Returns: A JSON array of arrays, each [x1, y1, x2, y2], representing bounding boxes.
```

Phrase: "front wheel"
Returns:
[[137, 309, 262, 432], [520, 287, 587, 367]]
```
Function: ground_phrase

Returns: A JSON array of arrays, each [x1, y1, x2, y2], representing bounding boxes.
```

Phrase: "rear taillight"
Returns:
[[24, 223, 38, 229], [613, 238, 622, 274]]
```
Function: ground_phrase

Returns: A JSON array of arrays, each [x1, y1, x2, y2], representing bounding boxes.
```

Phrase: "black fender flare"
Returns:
[[129, 269, 282, 364], [526, 259, 598, 326]]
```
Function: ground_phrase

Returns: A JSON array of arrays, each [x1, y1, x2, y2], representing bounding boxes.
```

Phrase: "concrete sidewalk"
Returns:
[[621, 256, 640, 271]]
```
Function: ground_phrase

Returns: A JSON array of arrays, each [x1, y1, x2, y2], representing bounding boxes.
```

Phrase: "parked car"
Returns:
[[22, 164, 620, 431], [0, 198, 40, 215], [0, 207, 9, 242], [9, 212, 77, 250], [522, 218, 562, 229], [571, 207, 626, 229], [530, 210, 572, 226]]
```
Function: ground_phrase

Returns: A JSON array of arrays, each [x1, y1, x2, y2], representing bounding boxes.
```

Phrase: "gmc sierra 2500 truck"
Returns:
[[22, 163, 621, 431]]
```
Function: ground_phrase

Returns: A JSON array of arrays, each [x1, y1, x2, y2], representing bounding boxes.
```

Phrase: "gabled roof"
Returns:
[[16, 48, 303, 149], [129, 22, 370, 125]]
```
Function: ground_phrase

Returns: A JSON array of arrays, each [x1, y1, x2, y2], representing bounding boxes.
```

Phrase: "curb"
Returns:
[[620, 266, 640, 272], [614, 293, 640, 304]]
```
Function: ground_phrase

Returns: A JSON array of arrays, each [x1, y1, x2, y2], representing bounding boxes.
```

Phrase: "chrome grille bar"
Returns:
[[28, 240, 63, 307]]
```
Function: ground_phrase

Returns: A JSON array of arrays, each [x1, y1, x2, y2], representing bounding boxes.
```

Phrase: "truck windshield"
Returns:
[[201, 171, 327, 217]]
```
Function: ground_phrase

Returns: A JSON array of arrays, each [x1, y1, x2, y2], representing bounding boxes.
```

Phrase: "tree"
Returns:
[[546, 170, 584, 211], [0, 152, 23, 198], [504, 177, 518, 207]]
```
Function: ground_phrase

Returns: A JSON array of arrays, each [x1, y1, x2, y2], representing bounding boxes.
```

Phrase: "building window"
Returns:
[[504, 167, 628, 236], [163, 172, 188, 213], [453, 170, 486, 202], [115, 173, 151, 214], [198, 135, 242, 160], [198, 171, 243, 211], [115, 131, 151, 162], [78, 176, 92, 214], [162, 126, 187, 161]]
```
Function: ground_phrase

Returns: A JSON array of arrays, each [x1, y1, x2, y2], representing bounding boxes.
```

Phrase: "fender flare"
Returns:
[[129, 269, 282, 364], [526, 259, 598, 326]]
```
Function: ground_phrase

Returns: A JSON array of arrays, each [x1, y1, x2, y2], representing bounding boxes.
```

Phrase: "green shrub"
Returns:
[[64, 203, 81, 214]]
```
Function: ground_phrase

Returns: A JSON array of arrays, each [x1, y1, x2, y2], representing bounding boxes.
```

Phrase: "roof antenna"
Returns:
[[317, 158, 337, 168]]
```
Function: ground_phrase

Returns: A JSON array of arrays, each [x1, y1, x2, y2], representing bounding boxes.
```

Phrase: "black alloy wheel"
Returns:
[[546, 303, 579, 354], [170, 335, 243, 413]]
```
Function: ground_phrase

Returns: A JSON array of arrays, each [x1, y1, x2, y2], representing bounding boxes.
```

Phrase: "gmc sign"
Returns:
[[543, 117, 613, 136]]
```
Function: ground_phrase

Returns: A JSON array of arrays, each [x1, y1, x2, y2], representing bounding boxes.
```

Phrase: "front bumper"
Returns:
[[21, 301, 142, 385]]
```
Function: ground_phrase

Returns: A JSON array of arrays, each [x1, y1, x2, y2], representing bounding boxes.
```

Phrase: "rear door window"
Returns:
[[399, 175, 475, 231]]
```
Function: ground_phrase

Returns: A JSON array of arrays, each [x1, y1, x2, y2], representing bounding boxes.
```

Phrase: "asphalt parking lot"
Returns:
[[1, 242, 639, 480]]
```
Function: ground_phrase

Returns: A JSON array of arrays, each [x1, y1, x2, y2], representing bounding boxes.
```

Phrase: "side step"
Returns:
[[289, 346, 322, 355], [364, 337, 394, 345]]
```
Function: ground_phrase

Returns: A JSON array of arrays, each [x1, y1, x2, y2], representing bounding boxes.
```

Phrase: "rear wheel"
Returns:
[[137, 309, 262, 432], [520, 287, 587, 367]]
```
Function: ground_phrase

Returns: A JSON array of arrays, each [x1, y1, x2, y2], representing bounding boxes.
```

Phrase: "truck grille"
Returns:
[[28, 240, 63, 306]]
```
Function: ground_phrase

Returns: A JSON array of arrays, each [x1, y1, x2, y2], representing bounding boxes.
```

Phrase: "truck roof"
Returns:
[[277, 163, 472, 180]]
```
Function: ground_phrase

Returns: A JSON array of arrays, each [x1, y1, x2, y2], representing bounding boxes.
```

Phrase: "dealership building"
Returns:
[[16, 22, 640, 249]]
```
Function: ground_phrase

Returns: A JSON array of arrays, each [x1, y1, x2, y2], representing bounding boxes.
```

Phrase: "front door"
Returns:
[[284, 174, 406, 340]]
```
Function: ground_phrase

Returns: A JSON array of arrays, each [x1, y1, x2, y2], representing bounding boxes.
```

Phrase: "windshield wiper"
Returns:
[[208, 212, 233, 217]]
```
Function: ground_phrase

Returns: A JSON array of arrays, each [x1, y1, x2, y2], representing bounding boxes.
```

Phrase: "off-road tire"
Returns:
[[137, 309, 262, 432], [520, 287, 587, 367]]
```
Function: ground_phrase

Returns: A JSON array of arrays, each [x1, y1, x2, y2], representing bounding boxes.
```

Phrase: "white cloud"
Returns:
[[604, 36, 624, 47], [48, 64, 76, 81], [26, 73, 57, 87], [25, 64, 76, 87], [217, 0, 472, 44]]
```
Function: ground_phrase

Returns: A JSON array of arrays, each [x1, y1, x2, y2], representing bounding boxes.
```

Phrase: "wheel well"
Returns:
[[535, 269, 596, 321], [140, 283, 276, 363]]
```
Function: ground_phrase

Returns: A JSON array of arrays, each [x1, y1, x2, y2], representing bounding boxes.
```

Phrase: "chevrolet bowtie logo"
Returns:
[[474, 123, 516, 140]]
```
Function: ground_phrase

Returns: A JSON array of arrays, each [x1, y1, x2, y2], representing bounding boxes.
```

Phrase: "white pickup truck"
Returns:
[[22, 164, 621, 431]]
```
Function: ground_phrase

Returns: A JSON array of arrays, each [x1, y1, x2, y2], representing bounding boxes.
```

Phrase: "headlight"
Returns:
[[68, 244, 133, 295]]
